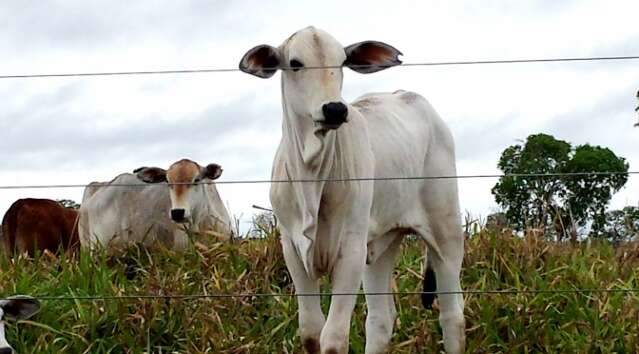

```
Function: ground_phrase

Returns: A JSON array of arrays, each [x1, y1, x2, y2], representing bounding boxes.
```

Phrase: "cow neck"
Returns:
[[280, 88, 342, 271], [191, 185, 213, 232], [280, 91, 336, 177], [199, 184, 228, 232]]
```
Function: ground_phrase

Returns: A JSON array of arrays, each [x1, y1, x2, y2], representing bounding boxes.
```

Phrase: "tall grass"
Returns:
[[1, 230, 638, 353]]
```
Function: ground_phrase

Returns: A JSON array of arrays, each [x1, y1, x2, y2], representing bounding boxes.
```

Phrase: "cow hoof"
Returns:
[[303, 337, 320, 354], [320, 331, 347, 354]]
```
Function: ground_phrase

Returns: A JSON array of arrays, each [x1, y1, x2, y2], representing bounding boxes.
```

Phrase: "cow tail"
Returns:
[[421, 259, 437, 309], [2, 199, 24, 255]]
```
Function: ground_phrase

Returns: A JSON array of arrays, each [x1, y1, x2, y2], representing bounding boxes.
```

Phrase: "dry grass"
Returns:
[[1, 230, 638, 353]]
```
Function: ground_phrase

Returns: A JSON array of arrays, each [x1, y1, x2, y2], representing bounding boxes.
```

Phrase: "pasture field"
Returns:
[[1, 230, 639, 353]]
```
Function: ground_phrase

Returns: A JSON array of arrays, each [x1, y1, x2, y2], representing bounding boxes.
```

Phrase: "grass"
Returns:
[[1, 230, 639, 353]]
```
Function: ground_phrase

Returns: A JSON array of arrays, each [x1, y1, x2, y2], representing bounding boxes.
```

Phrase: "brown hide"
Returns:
[[1, 198, 80, 256]]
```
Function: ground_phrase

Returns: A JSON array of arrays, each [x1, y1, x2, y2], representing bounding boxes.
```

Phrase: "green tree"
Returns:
[[492, 133, 628, 240], [605, 206, 639, 243], [562, 145, 629, 236]]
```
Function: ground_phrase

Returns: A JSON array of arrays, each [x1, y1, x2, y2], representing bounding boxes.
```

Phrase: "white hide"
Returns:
[[79, 173, 232, 250], [0, 307, 9, 353], [243, 27, 465, 354]]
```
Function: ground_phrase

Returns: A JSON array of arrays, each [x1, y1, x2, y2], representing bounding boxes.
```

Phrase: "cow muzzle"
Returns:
[[318, 102, 348, 129], [0, 347, 13, 354], [170, 209, 187, 223]]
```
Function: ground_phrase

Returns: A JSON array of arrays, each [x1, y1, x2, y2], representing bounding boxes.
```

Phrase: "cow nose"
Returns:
[[170, 209, 186, 222], [0, 347, 13, 354], [322, 102, 348, 126]]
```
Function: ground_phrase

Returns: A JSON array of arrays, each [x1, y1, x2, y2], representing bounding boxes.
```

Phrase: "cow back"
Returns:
[[79, 173, 178, 249], [1, 198, 79, 256]]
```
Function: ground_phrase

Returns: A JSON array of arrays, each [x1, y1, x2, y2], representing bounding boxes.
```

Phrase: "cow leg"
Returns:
[[15, 233, 31, 256], [422, 221, 465, 354], [281, 236, 325, 354], [363, 235, 402, 354], [430, 251, 465, 354], [320, 236, 366, 354]]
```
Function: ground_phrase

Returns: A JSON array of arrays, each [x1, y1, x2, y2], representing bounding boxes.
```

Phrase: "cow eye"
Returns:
[[289, 59, 304, 72]]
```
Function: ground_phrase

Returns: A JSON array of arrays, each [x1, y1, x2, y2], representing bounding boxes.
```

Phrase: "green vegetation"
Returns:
[[1, 230, 639, 353], [492, 133, 629, 241]]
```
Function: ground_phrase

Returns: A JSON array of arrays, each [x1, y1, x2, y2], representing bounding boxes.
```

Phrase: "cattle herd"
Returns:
[[1, 159, 233, 257], [0, 27, 465, 354]]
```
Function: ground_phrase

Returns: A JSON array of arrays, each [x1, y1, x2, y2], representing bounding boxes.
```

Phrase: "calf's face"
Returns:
[[0, 296, 41, 354], [279, 28, 348, 130], [239, 26, 402, 132], [135, 160, 223, 224]]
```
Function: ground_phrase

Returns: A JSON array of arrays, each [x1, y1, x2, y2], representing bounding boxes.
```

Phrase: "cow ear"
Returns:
[[344, 41, 402, 74], [1, 296, 40, 320], [134, 167, 167, 184], [239, 45, 281, 78], [201, 164, 223, 180]]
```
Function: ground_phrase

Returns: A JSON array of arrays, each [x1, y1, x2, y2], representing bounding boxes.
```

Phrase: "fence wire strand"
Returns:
[[0, 171, 635, 190], [1, 55, 639, 79], [4, 288, 639, 302]]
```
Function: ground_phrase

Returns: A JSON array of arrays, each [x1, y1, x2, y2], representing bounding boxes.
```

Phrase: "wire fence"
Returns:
[[0, 171, 636, 190], [1, 50, 638, 310], [2, 170, 633, 304], [4, 288, 639, 303], [1, 55, 639, 79]]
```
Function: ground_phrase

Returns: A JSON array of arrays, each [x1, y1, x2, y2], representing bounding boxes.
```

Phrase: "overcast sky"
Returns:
[[1, 0, 637, 232]]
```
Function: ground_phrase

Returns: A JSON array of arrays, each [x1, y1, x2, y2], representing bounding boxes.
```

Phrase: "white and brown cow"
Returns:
[[240, 27, 465, 354], [0, 296, 40, 354], [79, 159, 233, 250]]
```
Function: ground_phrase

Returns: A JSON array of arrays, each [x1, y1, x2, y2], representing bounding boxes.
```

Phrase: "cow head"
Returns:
[[134, 159, 223, 224], [239, 26, 402, 132], [0, 296, 41, 354]]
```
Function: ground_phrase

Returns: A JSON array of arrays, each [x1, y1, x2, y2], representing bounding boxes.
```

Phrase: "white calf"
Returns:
[[240, 27, 465, 353], [79, 159, 233, 250]]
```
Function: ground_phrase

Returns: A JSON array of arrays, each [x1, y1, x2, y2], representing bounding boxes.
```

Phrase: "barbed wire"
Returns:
[[0, 171, 635, 190], [4, 288, 639, 302], [1, 55, 638, 80]]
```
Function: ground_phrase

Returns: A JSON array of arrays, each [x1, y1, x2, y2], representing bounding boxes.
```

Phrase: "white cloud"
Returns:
[[1, 0, 637, 233]]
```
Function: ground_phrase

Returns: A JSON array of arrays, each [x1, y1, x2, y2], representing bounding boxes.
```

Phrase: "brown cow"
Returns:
[[1, 198, 80, 256]]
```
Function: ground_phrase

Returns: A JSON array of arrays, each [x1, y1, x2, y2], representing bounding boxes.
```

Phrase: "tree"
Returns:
[[605, 206, 639, 243], [562, 145, 629, 236], [57, 199, 80, 209], [492, 133, 628, 240], [485, 212, 508, 232]]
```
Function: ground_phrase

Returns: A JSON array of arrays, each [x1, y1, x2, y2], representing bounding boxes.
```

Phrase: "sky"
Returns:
[[1, 0, 638, 232]]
